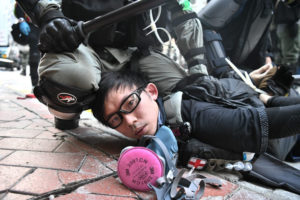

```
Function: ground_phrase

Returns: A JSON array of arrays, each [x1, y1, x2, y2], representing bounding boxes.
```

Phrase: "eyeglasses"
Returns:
[[105, 86, 144, 129]]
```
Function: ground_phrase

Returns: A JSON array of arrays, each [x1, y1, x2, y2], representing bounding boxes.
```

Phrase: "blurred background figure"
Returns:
[[198, 0, 275, 75], [11, 2, 40, 90], [273, 0, 300, 75]]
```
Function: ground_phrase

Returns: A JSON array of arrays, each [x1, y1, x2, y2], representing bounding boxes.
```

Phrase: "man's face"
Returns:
[[103, 83, 159, 139]]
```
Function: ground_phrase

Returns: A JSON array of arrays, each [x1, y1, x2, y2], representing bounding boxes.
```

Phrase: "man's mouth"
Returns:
[[135, 125, 146, 136]]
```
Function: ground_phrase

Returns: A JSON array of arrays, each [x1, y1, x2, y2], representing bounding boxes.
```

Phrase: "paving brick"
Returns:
[[62, 139, 119, 173], [25, 119, 53, 130], [0, 151, 85, 171], [65, 136, 106, 155], [0, 129, 42, 138], [0, 101, 19, 111], [0, 93, 18, 101], [39, 112, 54, 119], [203, 175, 238, 198], [273, 189, 300, 200], [12, 168, 62, 195], [229, 188, 270, 200], [46, 127, 63, 134], [79, 156, 112, 175], [54, 193, 137, 200], [0, 110, 37, 121], [24, 101, 49, 115], [14, 99, 41, 110], [68, 127, 135, 155], [93, 151, 116, 163], [12, 168, 113, 196], [239, 181, 273, 195], [105, 160, 118, 172], [83, 150, 118, 171], [78, 176, 138, 198], [1, 192, 33, 200], [0, 166, 31, 192], [58, 171, 97, 185], [0, 120, 32, 129], [0, 150, 12, 160], [0, 138, 62, 151], [55, 141, 84, 153], [36, 131, 67, 140]]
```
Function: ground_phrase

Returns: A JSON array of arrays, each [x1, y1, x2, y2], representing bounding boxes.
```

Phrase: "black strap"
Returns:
[[212, 57, 228, 68], [187, 173, 222, 188], [172, 12, 198, 27], [170, 169, 207, 199], [168, 3, 182, 13], [187, 59, 207, 68], [39, 9, 65, 26], [170, 169, 186, 198], [140, 136, 178, 176], [184, 47, 206, 61], [203, 30, 223, 42]]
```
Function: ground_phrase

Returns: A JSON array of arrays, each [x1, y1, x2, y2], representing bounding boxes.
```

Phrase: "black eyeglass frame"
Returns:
[[105, 86, 145, 129]]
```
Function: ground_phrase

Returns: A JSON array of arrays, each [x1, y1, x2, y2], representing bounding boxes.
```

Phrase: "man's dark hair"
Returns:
[[91, 70, 149, 126]]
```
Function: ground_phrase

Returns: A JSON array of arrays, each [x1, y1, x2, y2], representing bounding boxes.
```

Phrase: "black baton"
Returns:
[[76, 0, 169, 37]]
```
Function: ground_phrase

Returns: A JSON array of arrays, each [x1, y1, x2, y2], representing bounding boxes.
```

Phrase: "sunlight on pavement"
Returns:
[[0, 69, 33, 95]]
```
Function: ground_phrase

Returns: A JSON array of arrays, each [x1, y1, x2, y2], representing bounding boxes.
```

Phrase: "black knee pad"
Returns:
[[33, 78, 96, 119]]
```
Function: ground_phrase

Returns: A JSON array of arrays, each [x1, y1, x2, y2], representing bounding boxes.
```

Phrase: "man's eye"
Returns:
[[128, 99, 135, 107], [123, 95, 138, 111], [109, 115, 120, 125]]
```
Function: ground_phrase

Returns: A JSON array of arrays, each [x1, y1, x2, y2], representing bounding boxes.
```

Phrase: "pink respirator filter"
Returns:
[[117, 146, 164, 191]]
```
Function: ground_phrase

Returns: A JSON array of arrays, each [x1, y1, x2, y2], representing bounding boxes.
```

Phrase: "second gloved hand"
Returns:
[[19, 21, 31, 36], [39, 18, 83, 53]]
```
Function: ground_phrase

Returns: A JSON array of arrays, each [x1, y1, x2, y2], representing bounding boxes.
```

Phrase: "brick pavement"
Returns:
[[1, 70, 300, 200]]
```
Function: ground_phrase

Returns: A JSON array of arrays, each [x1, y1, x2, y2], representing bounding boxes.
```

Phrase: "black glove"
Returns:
[[39, 18, 83, 53]]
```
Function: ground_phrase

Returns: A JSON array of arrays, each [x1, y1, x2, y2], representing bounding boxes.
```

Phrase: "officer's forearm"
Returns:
[[16, 0, 62, 26]]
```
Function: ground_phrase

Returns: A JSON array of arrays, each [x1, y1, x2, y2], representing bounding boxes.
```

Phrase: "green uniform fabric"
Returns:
[[276, 23, 300, 73], [39, 44, 187, 97]]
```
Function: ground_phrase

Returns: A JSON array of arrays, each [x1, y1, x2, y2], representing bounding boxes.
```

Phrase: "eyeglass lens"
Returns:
[[107, 92, 140, 128]]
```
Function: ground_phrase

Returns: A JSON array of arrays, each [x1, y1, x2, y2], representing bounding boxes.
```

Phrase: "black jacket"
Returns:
[[169, 74, 269, 154]]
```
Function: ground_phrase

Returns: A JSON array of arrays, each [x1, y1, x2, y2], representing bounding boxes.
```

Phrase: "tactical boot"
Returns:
[[55, 117, 79, 130]]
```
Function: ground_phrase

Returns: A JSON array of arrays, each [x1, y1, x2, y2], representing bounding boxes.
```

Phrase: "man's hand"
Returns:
[[265, 56, 272, 66], [249, 63, 273, 86], [259, 93, 273, 105], [39, 18, 83, 53]]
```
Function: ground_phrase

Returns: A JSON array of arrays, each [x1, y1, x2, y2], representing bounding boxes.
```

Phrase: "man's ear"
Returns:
[[145, 83, 158, 100]]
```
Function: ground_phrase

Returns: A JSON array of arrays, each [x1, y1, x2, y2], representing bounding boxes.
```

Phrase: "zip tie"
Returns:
[[143, 7, 172, 45], [225, 58, 267, 94]]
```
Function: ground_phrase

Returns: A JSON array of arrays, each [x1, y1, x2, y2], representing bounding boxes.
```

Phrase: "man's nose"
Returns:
[[122, 113, 137, 126]]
